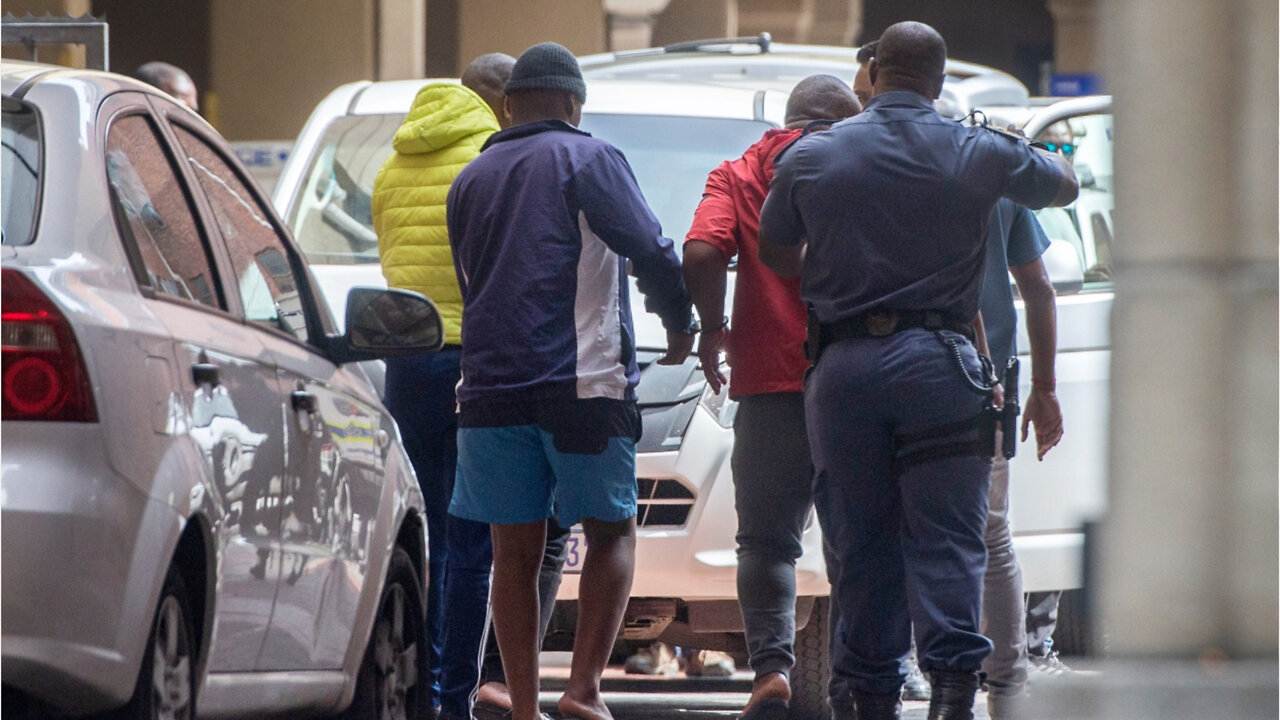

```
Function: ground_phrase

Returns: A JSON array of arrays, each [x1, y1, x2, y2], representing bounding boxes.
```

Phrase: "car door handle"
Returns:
[[291, 390, 318, 413], [192, 362, 220, 387]]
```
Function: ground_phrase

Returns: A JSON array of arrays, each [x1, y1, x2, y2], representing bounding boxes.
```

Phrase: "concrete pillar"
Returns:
[[457, 0, 605, 64], [737, 0, 814, 43], [603, 0, 670, 50], [1046, 0, 1098, 73], [652, 0, 736, 46], [1098, 0, 1277, 663], [376, 0, 426, 80], [808, 0, 861, 47], [209, 0, 376, 140]]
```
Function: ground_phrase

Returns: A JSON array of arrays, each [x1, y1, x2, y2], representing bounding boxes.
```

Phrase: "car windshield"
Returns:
[[284, 112, 775, 264], [1031, 112, 1114, 287], [579, 113, 776, 244], [2, 98, 42, 246]]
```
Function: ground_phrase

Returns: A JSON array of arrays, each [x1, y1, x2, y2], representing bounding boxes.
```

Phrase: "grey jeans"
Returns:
[[980, 434, 1029, 697], [732, 392, 814, 680]]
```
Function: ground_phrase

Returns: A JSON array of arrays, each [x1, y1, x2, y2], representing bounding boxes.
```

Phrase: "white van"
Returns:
[[271, 55, 1112, 717]]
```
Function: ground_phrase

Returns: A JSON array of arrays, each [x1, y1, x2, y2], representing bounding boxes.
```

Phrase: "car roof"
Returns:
[[578, 38, 1030, 113], [341, 76, 784, 123], [2, 59, 168, 101], [579, 38, 1023, 83]]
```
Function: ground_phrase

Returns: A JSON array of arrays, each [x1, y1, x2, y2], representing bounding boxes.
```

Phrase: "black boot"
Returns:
[[926, 671, 980, 720], [851, 690, 902, 720]]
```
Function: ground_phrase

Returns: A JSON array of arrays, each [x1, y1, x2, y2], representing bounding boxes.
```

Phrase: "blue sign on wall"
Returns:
[[1050, 74, 1103, 96]]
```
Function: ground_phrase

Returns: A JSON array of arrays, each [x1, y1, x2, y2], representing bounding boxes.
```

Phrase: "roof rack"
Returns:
[[662, 32, 771, 55], [1, 13, 109, 71]]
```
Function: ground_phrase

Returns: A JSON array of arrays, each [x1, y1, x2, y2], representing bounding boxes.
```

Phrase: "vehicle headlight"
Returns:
[[697, 364, 738, 429]]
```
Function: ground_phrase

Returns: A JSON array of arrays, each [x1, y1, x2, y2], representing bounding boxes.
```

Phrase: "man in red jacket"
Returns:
[[682, 73, 860, 720]]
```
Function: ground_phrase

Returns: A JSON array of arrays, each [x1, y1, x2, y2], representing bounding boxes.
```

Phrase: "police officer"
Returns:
[[757, 21, 1078, 720]]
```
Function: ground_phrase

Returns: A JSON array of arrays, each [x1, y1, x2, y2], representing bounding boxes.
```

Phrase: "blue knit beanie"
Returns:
[[504, 42, 587, 103]]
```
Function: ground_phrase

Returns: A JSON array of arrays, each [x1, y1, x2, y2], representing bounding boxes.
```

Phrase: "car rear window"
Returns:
[[2, 97, 42, 246]]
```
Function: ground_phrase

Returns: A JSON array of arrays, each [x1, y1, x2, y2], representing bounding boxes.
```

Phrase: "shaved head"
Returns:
[[784, 74, 861, 128], [461, 53, 517, 125], [135, 61, 198, 112], [871, 21, 947, 99]]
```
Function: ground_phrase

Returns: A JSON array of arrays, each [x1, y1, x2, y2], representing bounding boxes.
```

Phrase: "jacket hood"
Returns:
[[747, 127, 804, 180], [392, 82, 500, 155]]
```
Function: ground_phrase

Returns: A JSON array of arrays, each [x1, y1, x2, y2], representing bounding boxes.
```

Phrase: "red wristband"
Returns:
[[1031, 377, 1056, 391]]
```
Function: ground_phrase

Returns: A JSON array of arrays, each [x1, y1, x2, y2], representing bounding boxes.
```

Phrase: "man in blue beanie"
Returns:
[[446, 42, 697, 720]]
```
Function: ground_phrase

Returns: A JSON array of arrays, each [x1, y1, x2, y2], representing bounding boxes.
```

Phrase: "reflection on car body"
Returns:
[[1, 59, 444, 719]]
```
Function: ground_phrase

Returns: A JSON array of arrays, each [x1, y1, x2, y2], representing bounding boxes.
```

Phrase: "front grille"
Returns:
[[636, 477, 695, 527]]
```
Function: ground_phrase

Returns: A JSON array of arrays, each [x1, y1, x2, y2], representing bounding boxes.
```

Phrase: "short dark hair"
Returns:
[[785, 74, 860, 126], [856, 41, 878, 64]]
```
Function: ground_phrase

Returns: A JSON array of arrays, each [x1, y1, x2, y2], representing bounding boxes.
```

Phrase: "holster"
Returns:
[[1000, 357, 1020, 459], [804, 305, 822, 364]]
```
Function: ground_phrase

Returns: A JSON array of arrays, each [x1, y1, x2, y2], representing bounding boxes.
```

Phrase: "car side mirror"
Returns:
[[1041, 237, 1085, 295], [327, 287, 444, 364]]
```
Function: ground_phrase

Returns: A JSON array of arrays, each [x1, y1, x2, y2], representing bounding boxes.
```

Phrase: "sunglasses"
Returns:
[[1042, 142, 1076, 158]]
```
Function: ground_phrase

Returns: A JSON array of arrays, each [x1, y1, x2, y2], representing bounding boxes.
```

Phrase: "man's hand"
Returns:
[[696, 326, 729, 394], [657, 330, 695, 366], [1022, 386, 1064, 460]]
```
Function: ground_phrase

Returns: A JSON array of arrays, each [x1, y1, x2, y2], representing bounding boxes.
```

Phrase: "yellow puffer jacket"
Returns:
[[372, 82, 499, 344]]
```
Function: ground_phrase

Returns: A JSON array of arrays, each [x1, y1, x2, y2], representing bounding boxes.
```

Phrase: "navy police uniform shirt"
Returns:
[[759, 91, 1064, 325]]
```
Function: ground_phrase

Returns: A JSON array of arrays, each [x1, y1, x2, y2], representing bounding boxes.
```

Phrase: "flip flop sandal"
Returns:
[[737, 697, 790, 720]]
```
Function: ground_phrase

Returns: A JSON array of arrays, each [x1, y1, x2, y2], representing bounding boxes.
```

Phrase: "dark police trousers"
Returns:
[[807, 328, 994, 696]]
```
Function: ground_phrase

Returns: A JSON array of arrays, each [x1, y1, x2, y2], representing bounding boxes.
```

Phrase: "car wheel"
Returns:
[[790, 595, 832, 720], [341, 546, 426, 720], [1050, 588, 1096, 657], [110, 566, 196, 720]]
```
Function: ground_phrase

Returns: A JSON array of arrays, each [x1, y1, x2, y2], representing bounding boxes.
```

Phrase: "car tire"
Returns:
[[340, 546, 427, 720], [109, 565, 196, 720], [1050, 588, 1094, 657], [790, 595, 832, 720]]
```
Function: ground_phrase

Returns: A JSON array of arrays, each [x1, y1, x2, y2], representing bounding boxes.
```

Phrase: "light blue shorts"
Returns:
[[451, 424, 638, 527]]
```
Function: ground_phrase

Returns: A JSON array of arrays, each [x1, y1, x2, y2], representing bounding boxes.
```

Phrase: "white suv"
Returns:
[[2, 60, 445, 720], [272, 65, 1110, 720]]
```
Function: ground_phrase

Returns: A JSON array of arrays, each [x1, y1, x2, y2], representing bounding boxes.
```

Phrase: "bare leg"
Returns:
[[491, 521, 547, 720], [557, 516, 636, 720]]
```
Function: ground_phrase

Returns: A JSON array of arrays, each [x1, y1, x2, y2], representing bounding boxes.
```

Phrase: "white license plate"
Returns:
[[564, 531, 588, 574]]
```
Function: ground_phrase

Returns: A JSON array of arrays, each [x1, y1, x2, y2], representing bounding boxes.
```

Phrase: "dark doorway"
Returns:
[[860, 0, 1054, 92], [92, 0, 211, 93]]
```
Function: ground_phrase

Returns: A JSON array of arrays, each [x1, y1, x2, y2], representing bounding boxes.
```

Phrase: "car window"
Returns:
[[2, 97, 41, 246], [172, 125, 307, 336], [1032, 112, 1114, 288], [105, 113, 221, 308], [577, 114, 778, 248], [285, 113, 399, 265]]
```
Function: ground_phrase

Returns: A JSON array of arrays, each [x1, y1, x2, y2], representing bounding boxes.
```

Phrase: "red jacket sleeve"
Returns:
[[683, 161, 739, 261]]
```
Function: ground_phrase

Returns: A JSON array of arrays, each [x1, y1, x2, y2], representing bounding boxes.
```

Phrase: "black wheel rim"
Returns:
[[372, 583, 418, 720]]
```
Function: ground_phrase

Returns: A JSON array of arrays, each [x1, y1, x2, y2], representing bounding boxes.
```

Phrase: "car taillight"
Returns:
[[2, 269, 97, 422]]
